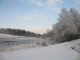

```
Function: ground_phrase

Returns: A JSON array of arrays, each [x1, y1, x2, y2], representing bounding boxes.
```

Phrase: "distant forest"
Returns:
[[0, 28, 41, 37]]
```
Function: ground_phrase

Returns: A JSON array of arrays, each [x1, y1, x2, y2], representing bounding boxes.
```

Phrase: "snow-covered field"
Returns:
[[0, 39, 80, 60], [0, 33, 41, 41]]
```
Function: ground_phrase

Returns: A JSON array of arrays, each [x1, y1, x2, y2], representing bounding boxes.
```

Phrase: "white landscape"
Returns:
[[0, 0, 80, 60], [0, 34, 80, 60]]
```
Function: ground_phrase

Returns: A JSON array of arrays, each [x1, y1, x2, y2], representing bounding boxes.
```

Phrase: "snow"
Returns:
[[0, 39, 80, 60], [0, 33, 42, 41], [0, 44, 41, 52]]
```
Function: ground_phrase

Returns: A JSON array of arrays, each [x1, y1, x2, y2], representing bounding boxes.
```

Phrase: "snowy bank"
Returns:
[[0, 39, 80, 60], [0, 44, 41, 52], [0, 33, 41, 41]]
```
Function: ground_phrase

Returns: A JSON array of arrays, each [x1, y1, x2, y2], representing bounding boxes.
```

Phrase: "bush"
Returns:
[[41, 41, 48, 46], [36, 41, 41, 45]]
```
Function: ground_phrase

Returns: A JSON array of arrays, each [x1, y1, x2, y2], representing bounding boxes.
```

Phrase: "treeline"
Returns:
[[42, 8, 80, 43], [0, 28, 41, 37]]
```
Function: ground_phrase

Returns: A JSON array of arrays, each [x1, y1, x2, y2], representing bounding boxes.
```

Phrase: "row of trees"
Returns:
[[0, 28, 41, 37], [45, 8, 80, 43]]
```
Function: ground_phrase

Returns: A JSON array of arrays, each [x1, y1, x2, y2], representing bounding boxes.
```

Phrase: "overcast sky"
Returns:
[[0, 0, 80, 34]]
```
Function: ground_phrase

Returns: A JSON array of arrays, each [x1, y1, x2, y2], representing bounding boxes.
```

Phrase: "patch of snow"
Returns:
[[63, 39, 80, 53]]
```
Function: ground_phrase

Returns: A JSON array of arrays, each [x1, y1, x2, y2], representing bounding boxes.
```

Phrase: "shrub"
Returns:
[[41, 41, 48, 46], [36, 41, 41, 45]]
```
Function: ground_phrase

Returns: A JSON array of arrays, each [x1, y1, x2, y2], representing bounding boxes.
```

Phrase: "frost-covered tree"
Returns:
[[69, 8, 80, 37], [52, 8, 80, 43], [46, 30, 54, 39]]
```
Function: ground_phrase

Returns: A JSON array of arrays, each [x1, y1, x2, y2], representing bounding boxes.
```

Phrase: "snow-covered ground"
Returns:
[[0, 33, 41, 41], [0, 39, 80, 60]]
